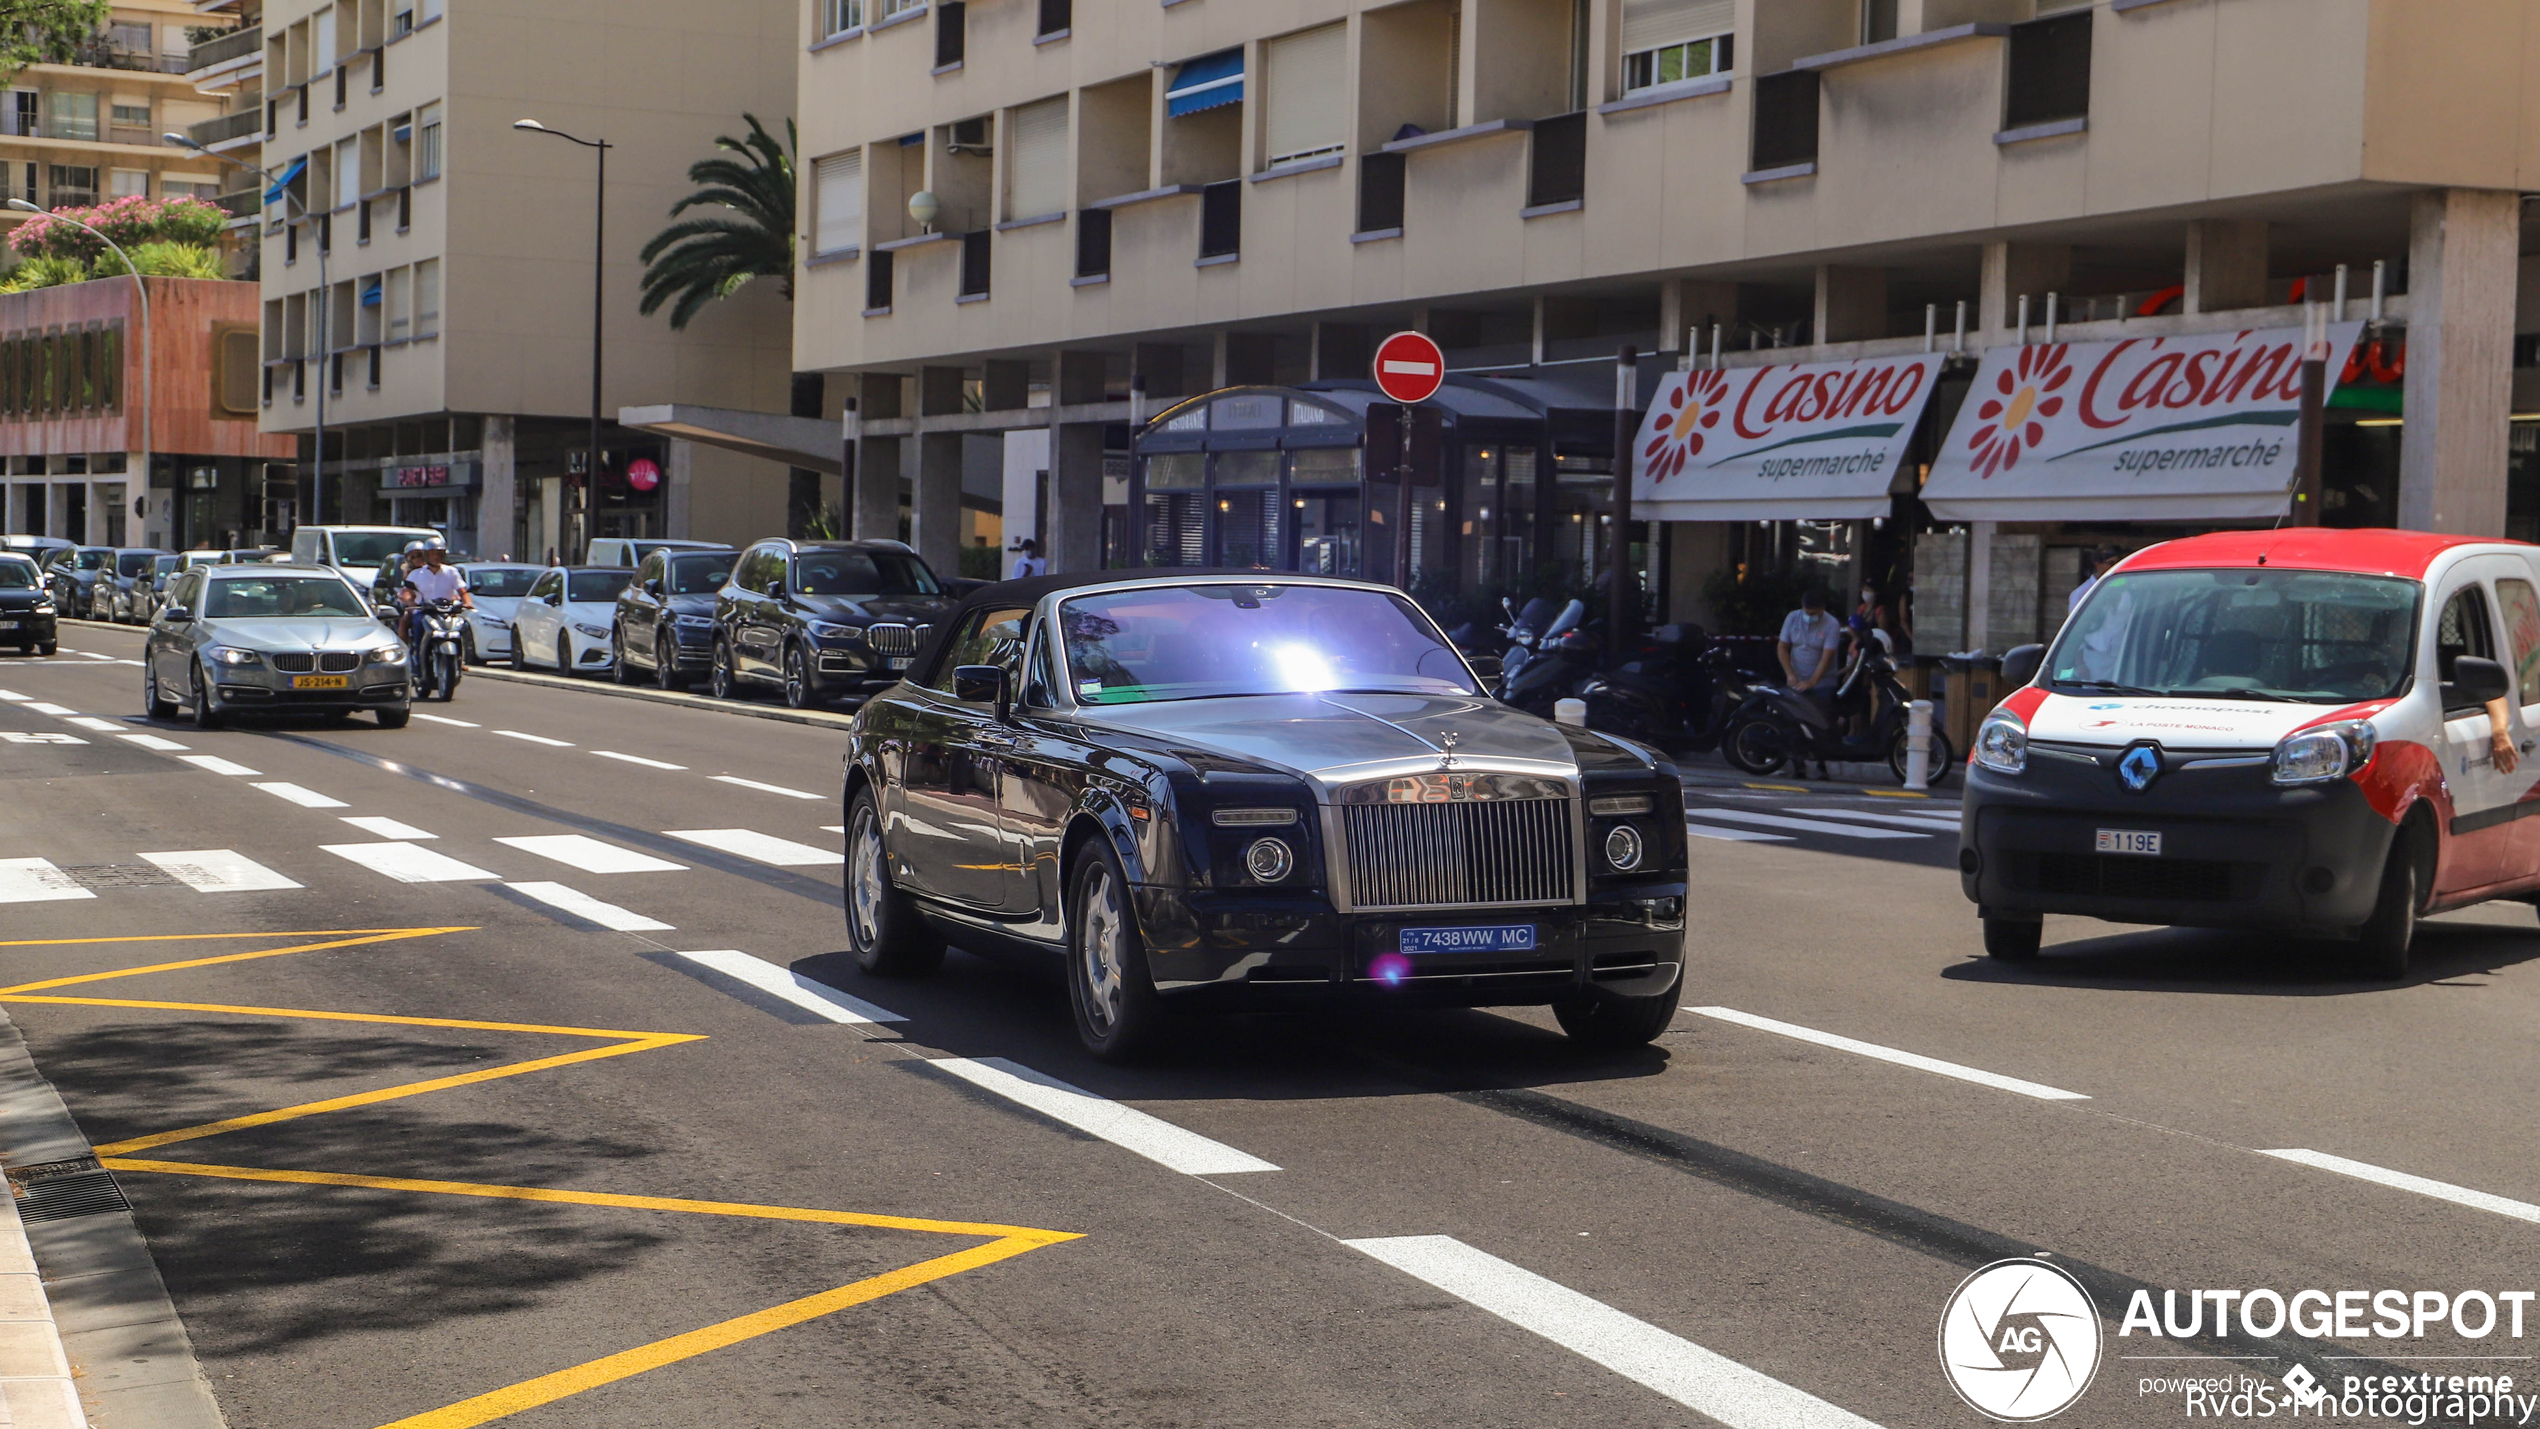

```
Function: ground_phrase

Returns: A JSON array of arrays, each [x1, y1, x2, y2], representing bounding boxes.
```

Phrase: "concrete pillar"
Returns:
[[914, 432, 963, 571], [851, 373, 903, 543], [1132, 343, 1186, 402], [1048, 422, 1106, 573], [1051, 349, 1107, 408], [982, 359, 1030, 413], [2184, 219, 2270, 314], [537, 477, 562, 565], [1210, 331, 1229, 389], [2399, 188, 2520, 534], [1965, 521, 1996, 654], [1979, 242, 2070, 334], [663, 438, 693, 543], [1814, 265, 1888, 344], [480, 414, 517, 560]]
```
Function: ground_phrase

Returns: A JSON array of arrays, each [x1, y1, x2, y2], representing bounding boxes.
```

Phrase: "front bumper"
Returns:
[[212, 664, 411, 712], [0, 612, 56, 643], [1960, 754, 2397, 935], [1131, 883, 1688, 1008]]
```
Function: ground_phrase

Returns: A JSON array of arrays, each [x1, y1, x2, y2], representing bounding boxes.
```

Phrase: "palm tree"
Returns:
[[637, 114, 794, 329]]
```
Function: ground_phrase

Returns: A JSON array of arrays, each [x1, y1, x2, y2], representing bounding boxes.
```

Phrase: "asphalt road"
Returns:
[[5, 625, 2540, 1429]]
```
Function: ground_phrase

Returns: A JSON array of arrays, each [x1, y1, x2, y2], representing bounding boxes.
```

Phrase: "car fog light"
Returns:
[[1245, 837, 1294, 882], [1604, 823, 1644, 871]]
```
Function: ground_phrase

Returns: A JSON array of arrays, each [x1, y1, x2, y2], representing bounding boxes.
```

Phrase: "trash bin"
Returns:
[[1938, 652, 2004, 762]]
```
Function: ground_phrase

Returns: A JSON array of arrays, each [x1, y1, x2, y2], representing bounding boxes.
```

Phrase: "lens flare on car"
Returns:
[[1367, 953, 1412, 986]]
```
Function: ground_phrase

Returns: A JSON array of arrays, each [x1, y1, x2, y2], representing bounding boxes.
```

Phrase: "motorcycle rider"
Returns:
[[398, 542, 471, 660]]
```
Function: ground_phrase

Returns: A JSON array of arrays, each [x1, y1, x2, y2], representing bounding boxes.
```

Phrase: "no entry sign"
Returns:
[[1373, 331, 1445, 405]]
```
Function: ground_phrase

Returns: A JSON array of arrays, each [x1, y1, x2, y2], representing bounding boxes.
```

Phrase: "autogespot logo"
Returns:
[[1940, 1258, 2104, 1421]]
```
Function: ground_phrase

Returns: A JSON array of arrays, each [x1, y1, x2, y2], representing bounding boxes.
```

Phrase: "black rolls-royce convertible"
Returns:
[[842, 571, 1689, 1061]]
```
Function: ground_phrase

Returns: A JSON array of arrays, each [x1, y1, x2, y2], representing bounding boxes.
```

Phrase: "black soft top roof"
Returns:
[[909, 568, 1363, 683]]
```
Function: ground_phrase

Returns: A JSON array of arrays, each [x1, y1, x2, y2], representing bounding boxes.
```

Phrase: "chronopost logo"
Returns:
[[1940, 1258, 2105, 1422]]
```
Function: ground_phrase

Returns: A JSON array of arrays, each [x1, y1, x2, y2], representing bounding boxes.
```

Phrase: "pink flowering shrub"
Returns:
[[9, 195, 227, 264]]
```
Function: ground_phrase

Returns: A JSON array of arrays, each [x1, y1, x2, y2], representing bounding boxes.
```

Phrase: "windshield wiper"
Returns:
[[2171, 687, 2299, 703], [2054, 679, 2162, 696]]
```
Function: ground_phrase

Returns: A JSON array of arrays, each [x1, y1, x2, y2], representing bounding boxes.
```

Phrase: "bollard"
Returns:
[[1904, 699, 1933, 791], [1555, 697, 1587, 727]]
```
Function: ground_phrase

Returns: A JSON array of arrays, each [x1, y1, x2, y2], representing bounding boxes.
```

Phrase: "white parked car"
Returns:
[[508, 566, 637, 676], [452, 563, 542, 664], [584, 537, 726, 568]]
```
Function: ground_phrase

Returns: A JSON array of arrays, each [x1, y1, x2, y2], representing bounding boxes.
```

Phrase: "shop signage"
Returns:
[[1922, 322, 2363, 522], [626, 457, 661, 493], [379, 461, 479, 494], [1629, 354, 1945, 521]]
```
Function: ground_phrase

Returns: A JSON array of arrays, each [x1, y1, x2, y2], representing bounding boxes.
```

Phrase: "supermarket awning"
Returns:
[[1629, 355, 1943, 521], [1166, 51, 1244, 117]]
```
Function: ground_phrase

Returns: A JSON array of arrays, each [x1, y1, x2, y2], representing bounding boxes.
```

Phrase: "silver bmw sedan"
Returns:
[[142, 564, 413, 729]]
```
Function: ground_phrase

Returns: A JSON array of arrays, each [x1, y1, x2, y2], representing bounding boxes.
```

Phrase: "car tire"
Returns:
[[844, 789, 942, 977], [142, 663, 175, 720], [612, 627, 637, 685], [1067, 837, 1172, 1063], [461, 628, 479, 666], [377, 705, 411, 729], [556, 635, 574, 679], [189, 661, 222, 731], [711, 638, 739, 700], [2356, 843, 2418, 980], [1982, 917, 2043, 961], [36, 641, 55, 657], [1723, 715, 1788, 776], [783, 645, 812, 710], [655, 627, 687, 691], [1552, 971, 1683, 1051], [510, 635, 528, 672]]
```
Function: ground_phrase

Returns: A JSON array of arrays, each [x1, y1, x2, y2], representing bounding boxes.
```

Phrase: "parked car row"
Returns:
[[0, 536, 288, 625]]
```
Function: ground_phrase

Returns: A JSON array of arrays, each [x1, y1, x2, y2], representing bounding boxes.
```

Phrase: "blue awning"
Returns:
[[262, 156, 306, 205], [1166, 50, 1243, 117], [360, 279, 382, 307]]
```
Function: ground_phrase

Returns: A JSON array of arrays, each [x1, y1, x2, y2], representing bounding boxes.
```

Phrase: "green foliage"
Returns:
[[638, 114, 795, 330], [0, 254, 87, 292], [0, 0, 111, 85], [95, 242, 227, 279], [958, 544, 1002, 581], [11, 196, 229, 264], [1700, 565, 1834, 637]]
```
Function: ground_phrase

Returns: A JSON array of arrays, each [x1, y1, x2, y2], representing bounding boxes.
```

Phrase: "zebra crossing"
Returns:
[[1682, 785, 1960, 858]]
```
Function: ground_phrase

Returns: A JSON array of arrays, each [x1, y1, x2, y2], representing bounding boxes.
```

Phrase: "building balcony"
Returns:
[[185, 24, 260, 76], [57, 43, 187, 75], [187, 110, 262, 153]]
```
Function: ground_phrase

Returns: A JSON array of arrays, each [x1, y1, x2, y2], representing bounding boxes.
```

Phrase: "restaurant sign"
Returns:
[[1630, 354, 1944, 521], [1921, 323, 2364, 522]]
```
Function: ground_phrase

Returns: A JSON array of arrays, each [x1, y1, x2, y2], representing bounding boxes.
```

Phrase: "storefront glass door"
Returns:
[[1295, 490, 1360, 575]]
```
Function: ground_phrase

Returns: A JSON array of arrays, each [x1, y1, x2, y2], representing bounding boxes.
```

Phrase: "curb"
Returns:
[[0, 1007, 225, 1429], [463, 663, 862, 732]]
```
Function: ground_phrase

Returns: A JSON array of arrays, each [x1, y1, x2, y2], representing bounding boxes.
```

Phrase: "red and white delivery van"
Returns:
[[1959, 529, 2540, 976]]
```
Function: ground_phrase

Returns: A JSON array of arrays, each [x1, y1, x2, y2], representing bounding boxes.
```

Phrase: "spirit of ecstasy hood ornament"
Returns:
[[1439, 731, 1460, 769]]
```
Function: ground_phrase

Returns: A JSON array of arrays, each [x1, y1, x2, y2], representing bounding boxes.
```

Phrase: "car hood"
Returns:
[[791, 593, 952, 624], [660, 592, 718, 615], [559, 600, 617, 623], [0, 589, 46, 609], [2025, 690, 2374, 750], [1076, 691, 1634, 788], [202, 617, 399, 650], [472, 596, 524, 621]]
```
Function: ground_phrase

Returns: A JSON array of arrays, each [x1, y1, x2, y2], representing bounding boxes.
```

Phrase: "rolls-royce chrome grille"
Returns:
[[1337, 796, 1576, 910]]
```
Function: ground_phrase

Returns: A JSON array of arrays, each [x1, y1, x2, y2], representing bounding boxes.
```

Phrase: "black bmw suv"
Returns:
[[612, 545, 737, 690], [709, 539, 954, 708]]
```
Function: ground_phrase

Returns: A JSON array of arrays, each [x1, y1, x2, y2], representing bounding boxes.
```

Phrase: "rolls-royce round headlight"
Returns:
[[1604, 823, 1645, 872], [1245, 837, 1294, 883]]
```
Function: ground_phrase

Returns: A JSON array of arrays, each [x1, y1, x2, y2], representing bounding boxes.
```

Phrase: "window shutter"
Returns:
[[1006, 98, 1066, 219], [1263, 24, 1345, 166], [813, 150, 862, 254], [1621, 0, 1734, 53]]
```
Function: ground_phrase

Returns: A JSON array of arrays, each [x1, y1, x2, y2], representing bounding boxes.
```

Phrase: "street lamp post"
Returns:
[[514, 119, 610, 560], [11, 199, 150, 545], [167, 133, 326, 533]]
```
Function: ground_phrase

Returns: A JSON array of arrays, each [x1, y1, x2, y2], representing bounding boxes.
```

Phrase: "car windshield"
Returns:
[[115, 552, 158, 576], [202, 576, 370, 619], [2049, 568, 2423, 703], [69, 549, 106, 570], [794, 551, 939, 596], [463, 567, 540, 598], [567, 570, 635, 603], [0, 560, 34, 589], [333, 531, 430, 566], [152, 556, 178, 575], [1059, 584, 1475, 704], [667, 555, 733, 595]]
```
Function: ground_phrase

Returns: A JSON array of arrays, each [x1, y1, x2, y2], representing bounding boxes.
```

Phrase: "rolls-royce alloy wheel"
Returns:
[[844, 790, 942, 977], [1067, 840, 1170, 1063]]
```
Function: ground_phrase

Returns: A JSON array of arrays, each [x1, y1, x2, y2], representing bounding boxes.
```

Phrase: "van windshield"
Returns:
[[2050, 568, 2422, 703], [331, 531, 431, 567]]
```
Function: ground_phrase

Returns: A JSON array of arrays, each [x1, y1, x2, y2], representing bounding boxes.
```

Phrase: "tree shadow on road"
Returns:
[[1939, 914, 2540, 995]]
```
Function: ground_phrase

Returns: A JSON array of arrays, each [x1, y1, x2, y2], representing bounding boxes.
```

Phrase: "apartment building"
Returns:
[[252, 0, 798, 560], [0, 1, 241, 222], [792, 0, 2540, 645]]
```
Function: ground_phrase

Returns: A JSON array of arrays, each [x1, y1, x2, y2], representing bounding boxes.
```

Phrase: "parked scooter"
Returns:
[[410, 599, 467, 702], [1719, 635, 1952, 784], [1499, 599, 1598, 717], [1579, 628, 1764, 753]]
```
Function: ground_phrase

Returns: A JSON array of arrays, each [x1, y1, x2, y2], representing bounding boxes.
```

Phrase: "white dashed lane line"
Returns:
[[1683, 823, 1793, 843], [24, 702, 74, 715], [178, 755, 260, 776], [927, 1057, 1281, 1176], [252, 782, 349, 810], [2259, 1150, 2540, 1225], [0, 690, 24, 701], [1785, 807, 1961, 832], [319, 842, 499, 883], [1687, 1007, 2090, 1102], [118, 733, 188, 751], [340, 816, 436, 840], [0, 858, 91, 904], [64, 716, 121, 732], [663, 829, 843, 867], [1346, 1236, 1884, 1429], [504, 881, 672, 932], [593, 750, 685, 771], [671, 950, 905, 1024], [412, 712, 478, 727], [138, 850, 301, 892], [710, 775, 822, 800], [495, 834, 685, 875], [493, 730, 574, 747]]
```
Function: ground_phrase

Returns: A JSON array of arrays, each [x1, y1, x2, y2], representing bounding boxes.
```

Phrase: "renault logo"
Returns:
[[2117, 743, 2162, 794]]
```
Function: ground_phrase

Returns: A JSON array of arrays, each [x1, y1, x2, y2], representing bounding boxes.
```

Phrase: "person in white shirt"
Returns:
[[1008, 538, 1046, 580], [398, 544, 471, 651]]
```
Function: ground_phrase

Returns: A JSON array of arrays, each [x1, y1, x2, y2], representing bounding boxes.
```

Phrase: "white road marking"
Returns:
[[340, 816, 436, 840], [673, 950, 905, 1024], [252, 781, 349, 809], [663, 828, 844, 867], [77, 650, 112, 660], [820, 825, 845, 834], [64, 716, 121, 732], [117, 733, 189, 751], [0, 690, 24, 700], [504, 881, 672, 932], [0, 732, 82, 745], [319, 842, 499, 883], [1681, 809, 1922, 840], [1688, 1007, 2090, 1101], [2259, 1149, 2540, 1224], [495, 834, 685, 874], [178, 755, 260, 776], [139, 850, 301, 892], [711, 775, 822, 800], [25, 702, 74, 715], [412, 712, 478, 727], [929, 1056, 1280, 1176], [1345, 1236, 1883, 1429], [593, 750, 686, 771], [493, 729, 574, 747], [1684, 823, 1794, 843], [0, 858, 92, 904], [1781, 807, 1961, 832]]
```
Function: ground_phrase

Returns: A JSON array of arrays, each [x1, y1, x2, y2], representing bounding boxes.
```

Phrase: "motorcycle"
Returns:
[[1499, 598, 1598, 717], [1579, 629, 1765, 754], [410, 599, 467, 702], [1719, 634, 1953, 785]]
